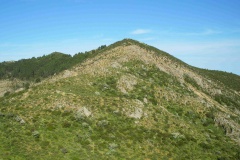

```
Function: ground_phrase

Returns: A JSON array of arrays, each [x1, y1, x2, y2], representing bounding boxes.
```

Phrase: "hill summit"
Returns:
[[0, 39, 240, 159]]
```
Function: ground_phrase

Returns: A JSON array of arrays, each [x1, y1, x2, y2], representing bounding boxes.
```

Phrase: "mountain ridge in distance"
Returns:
[[0, 38, 240, 159]]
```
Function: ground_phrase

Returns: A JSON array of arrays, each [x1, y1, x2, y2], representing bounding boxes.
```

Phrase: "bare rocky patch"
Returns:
[[117, 74, 138, 94]]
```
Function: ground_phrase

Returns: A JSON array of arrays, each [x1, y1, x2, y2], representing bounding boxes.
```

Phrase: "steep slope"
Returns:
[[0, 39, 240, 159]]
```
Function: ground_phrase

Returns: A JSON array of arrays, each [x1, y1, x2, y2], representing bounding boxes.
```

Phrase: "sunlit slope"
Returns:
[[0, 39, 240, 159]]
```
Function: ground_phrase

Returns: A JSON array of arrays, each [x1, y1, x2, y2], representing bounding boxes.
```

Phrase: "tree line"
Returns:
[[0, 45, 107, 82]]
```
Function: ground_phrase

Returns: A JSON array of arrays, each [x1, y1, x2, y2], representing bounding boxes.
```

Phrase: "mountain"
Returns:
[[0, 39, 240, 159]]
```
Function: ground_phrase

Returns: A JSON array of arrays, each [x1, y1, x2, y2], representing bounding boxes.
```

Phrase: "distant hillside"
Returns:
[[0, 39, 240, 159], [0, 45, 107, 81], [195, 68, 240, 91]]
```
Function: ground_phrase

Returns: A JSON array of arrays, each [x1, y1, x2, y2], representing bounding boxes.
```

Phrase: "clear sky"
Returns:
[[1, 0, 240, 75]]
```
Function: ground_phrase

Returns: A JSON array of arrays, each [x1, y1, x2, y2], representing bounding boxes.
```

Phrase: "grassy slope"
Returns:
[[0, 58, 240, 159]]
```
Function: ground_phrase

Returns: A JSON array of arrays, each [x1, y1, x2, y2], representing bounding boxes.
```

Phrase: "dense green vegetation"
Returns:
[[0, 45, 107, 81], [0, 52, 71, 80], [195, 68, 240, 91]]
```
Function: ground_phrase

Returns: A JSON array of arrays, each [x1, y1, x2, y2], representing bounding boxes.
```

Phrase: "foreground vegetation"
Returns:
[[1, 61, 240, 159]]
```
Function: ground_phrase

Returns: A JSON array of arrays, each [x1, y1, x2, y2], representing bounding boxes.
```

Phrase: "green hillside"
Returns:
[[0, 45, 107, 81], [196, 68, 240, 91], [0, 39, 240, 159]]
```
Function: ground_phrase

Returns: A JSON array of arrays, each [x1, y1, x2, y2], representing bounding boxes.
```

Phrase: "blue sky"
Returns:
[[0, 0, 240, 75]]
